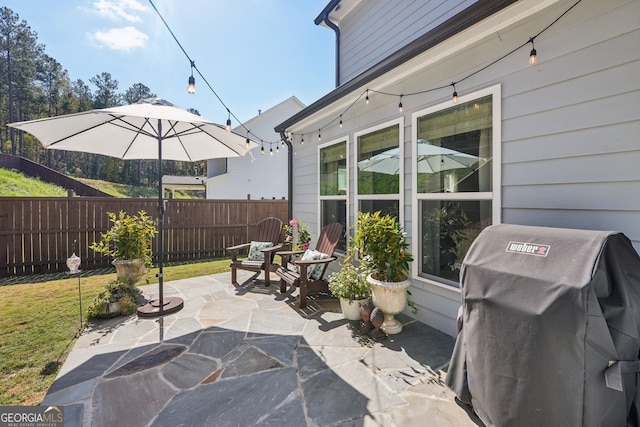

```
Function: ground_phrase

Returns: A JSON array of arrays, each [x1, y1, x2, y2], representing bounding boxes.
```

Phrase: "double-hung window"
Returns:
[[355, 119, 403, 219], [413, 85, 501, 287], [319, 140, 348, 252]]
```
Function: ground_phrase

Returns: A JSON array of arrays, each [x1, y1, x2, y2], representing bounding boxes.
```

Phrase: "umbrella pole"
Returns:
[[137, 119, 183, 318], [158, 127, 164, 314]]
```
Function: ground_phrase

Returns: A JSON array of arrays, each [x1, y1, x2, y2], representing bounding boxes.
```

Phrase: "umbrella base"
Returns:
[[137, 296, 184, 317]]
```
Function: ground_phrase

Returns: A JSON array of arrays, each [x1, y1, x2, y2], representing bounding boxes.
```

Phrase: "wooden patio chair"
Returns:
[[226, 217, 284, 286], [275, 222, 343, 308]]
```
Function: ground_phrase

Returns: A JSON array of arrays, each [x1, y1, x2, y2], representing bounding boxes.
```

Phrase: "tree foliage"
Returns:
[[0, 6, 206, 188]]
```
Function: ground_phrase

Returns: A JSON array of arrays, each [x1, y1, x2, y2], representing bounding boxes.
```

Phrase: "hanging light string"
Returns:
[[289, 0, 583, 144], [147, 0, 275, 146], [149, 0, 582, 148]]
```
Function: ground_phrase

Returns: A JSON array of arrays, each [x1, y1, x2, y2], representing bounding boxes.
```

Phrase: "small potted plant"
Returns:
[[90, 210, 157, 286], [328, 261, 371, 320], [87, 278, 142, 319], [353, 211, 414, 334]]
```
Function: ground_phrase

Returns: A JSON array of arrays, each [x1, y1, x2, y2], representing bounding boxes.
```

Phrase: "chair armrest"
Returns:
[[261, 243, 284, 254], [276, 249, 305, 269], [226, 242, 251, 261], [226, 242, 251, 252], [275, 249, 305, 257], [293, 256, 337, 266]]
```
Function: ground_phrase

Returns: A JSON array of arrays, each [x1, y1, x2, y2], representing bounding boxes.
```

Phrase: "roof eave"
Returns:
[[276, 0, 519, 132]]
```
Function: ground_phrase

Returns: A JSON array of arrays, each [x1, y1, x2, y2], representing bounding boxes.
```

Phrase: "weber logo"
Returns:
[[506, 241, 550, 257]]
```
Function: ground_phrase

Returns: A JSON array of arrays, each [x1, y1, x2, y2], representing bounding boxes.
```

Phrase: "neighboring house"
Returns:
[[205, 96, 305, 200], [275, 0, 640, 336]]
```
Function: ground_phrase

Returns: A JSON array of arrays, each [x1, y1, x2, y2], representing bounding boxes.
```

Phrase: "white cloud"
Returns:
[[91, 26, 149, 51], [93, 0, 150, 23]]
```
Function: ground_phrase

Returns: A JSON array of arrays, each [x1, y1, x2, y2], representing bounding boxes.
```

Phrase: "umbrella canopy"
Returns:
[[8, 98, 256, 161], [358, 139, 482, 175], [8, 98, 258, 317]]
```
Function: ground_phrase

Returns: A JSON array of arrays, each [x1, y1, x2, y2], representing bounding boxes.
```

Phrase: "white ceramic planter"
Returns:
[[339, 297, 369, 321], [113, 259, 147, 286], [367, 274, 410, 334]]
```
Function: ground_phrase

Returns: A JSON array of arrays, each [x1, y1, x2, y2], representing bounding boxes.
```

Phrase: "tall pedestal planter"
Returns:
[[367, 274, 410, 334], [113, 259, 147, 286]]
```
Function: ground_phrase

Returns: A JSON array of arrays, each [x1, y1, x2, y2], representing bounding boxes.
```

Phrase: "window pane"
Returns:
[[322, 200, 347, 251], [417, 95, 492, 193], [320, 142, 347, 196], [359, 200, 400, 219], [357, 124, 399, 195], [420, 200, 492, 286]]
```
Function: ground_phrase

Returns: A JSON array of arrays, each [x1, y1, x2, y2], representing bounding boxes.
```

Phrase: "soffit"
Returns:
[[279, 0, 561, 133]]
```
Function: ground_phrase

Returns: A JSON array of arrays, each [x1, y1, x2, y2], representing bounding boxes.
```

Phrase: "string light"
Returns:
[[529, 37, 537, 64], [187, 60, 195, 94], [260, 143, 265, 156], [151, 0, 582, 155], [276, 145, 280, 153], [270, 145, 274, 156]]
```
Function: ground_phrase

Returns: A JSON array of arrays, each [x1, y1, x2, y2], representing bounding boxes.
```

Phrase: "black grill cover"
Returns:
[[446, 224, 640, 427]]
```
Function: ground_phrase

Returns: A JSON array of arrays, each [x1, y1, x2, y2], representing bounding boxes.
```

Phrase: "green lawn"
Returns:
[[0, 258, 231, 405]]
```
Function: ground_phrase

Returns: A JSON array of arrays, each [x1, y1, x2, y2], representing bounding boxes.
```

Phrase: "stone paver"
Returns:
[[42, 271, 478, 426]]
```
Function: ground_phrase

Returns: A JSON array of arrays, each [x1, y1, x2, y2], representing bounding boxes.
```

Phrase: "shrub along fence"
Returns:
[[0, 197, 288, 277]]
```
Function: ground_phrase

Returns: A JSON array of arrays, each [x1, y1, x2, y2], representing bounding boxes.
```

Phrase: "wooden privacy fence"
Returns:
[[0, 197, 288, 277]]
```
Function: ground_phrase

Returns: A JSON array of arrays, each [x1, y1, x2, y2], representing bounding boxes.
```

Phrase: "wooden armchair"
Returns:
[[226, 217, 284, 286], [275, 222, 343, 308]]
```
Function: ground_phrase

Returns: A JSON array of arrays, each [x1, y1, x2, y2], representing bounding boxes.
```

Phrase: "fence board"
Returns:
[[0, 197, 288, 277]]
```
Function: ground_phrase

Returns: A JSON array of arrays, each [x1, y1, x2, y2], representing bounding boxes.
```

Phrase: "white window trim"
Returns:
[[410, 84, 502, 289], [318, 136, 350, 253], [354, 117, 405, 222]]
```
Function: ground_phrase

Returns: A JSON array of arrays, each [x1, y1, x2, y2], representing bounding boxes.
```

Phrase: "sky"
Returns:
[[4, 0, 336, 140]]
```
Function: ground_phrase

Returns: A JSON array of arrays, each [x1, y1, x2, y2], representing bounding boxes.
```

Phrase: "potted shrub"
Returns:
[[90, 210, 157, 286], [353, 211, 414, 334], [328, 261, 371, 320], [87, 278, 142, 319]]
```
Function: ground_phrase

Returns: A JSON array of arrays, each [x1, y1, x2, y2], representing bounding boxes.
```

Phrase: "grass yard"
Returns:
[[0, 258, 231, 405]]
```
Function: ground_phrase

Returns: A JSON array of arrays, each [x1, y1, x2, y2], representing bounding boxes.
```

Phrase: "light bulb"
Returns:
[[245, 138, 250, 149], [529, 48, 537, 65], [187, 76, 195, 94]]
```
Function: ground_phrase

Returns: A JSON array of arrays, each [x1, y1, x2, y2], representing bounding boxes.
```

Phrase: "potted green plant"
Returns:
[[353, 211, 414, 334], [90, 210, 157, 285], [87, 278, 142, 319], [328, 261, 371, 320]]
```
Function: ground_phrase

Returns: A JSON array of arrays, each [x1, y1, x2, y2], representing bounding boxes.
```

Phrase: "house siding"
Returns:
[[339, 0, 477, 84], [205, 97, 304, 200], [289, 0, 639, 336]]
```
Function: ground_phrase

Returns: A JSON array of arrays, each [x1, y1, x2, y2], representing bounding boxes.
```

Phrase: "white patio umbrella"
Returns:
[[358, 139, 483, 175], [8, 98, 258, 317]]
